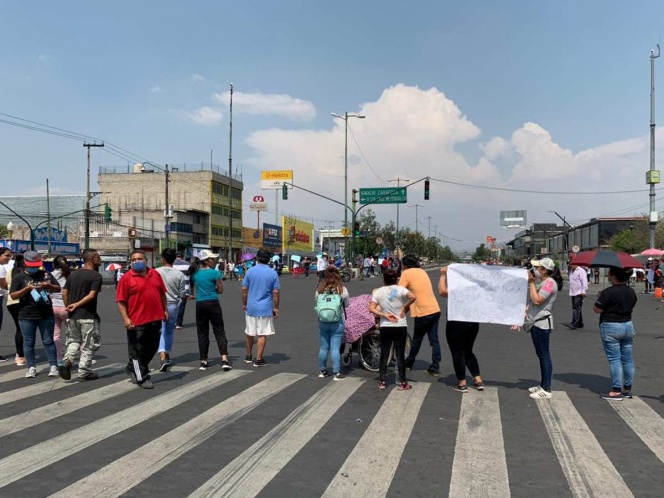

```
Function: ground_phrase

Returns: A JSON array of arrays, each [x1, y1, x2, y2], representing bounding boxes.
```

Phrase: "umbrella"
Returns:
[[106, 263, 123, 271], [571, 250, 644, 269], [241, 253, 256, 261], [640, 248, 664, 256], [343, 294, 377, 344]]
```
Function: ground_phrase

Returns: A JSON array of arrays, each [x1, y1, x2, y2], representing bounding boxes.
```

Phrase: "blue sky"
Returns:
[[1, 1, 664, 249]]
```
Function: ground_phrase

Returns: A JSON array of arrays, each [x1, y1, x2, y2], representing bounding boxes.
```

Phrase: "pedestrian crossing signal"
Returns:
[[282, 184, 288, 200], [424, 179, 430, 200]]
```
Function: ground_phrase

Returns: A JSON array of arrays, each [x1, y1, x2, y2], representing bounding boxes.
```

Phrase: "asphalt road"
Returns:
[[0, 269, 663, 497]]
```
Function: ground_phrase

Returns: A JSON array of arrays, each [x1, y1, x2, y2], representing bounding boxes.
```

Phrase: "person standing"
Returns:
[[0, 247, 13, 361], [303, 257, 311, 278], [369, 268, 416, 390], [438, 266, 484, 393], [156, 248, 186, 371], [645, 257, 654, 293], [190, 250, 231, 370], [593, 268, 600, 285], [173, 254, 190, 329], [316, 253, 328, 282], [5, 255, 26, 365], [59, 249, 103, 381], [9, 251, 60, 378], [594, 267, 638, 400], [50, 255, 71, 363], [116, 249, 168, 389], [242, 249, 280, 367], [315, 267, 349, 380], [568, 262, 588, 329], [401, 254, 442, 376]]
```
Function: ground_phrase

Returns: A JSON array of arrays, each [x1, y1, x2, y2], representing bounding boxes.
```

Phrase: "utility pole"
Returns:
[[83, 142, 104, 251], [164, 164, 171, 248], [388, 177, 409, 253], [227, 83, 234, 271], [649, 44, 661, 249], [427, 216, 433, 238], [46, 179, 51, 255], [409, 204, 423, 235]]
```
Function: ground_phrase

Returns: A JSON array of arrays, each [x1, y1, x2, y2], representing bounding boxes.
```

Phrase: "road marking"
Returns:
[[0, 369, 250, 488], [322, 382, 429, 498], [538, 392, 633, 498], [190, 377, 365, 498], [610, 397, 664, 464], [0, 366, 195, 438], [0, 363, 124, 405], [0, 366, 51, 383], [449, 387, 511, 498], [50, 373, 305, 498]]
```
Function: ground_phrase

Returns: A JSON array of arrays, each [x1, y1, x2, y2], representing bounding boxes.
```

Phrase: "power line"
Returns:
[[346, 122, 385, 183], [429, 177, 653, 195]]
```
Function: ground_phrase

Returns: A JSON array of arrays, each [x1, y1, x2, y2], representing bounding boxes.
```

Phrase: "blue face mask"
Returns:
[[27, 267, 41, 275], [131, 261, 146, 272]]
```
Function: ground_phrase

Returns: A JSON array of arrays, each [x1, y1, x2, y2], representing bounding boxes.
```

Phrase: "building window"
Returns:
[[171, 223, 193, 233], [231, 188, 241, 200], [232, 229, 242, 239], [211, 204, 229, 216], [212, 182, 229, 196], [193, 213, 201, 224]]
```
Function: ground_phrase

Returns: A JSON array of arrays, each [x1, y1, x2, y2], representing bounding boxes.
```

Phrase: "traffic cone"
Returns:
[[654, 287, 662, 299]]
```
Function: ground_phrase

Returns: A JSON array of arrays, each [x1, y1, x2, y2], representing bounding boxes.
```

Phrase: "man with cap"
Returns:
[[116, 249, 168, 389], [242, 249, 280, 367], [568, 260, 588, 329]]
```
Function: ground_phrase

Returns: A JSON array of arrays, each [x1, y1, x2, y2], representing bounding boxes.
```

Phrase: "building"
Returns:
[[98, 163, 243, 260]]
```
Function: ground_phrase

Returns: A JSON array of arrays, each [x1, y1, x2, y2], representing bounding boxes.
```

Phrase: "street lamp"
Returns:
[[331, 112, 365, 232], [6, 221, 15, 239]]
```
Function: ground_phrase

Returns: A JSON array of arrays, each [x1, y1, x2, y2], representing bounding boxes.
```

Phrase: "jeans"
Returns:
[[406, 312, 442, 371], [531, 325, 553, 391], [379, 326, 408, 383], [8, 304, 24, 357], [318, 320, 344, 374], [159, 302, 179, 354], [65, 319, 101, 375], [126, 320, 161, 383], [196, 300, 228, 359], [176, 297, 187, 327], [571, 295, 584, 327], [19, 316, 57, 368], [53, 306, 68, 360], [600, 321, 635, 391], [446, 321, 480, 381]]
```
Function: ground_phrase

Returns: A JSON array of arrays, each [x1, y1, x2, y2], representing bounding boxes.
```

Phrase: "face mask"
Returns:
[[131, 261, 146, 272], [27, 267, 41, 275]]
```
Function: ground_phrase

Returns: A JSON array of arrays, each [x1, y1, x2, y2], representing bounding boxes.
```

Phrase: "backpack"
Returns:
[[315, 291, 345, 323]]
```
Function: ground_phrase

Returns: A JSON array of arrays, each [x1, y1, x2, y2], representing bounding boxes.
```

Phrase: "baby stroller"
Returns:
[[341, 294, 411, 372]]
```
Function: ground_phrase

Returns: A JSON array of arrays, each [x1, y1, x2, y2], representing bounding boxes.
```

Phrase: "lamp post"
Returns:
[[331, 112, 365, 232]]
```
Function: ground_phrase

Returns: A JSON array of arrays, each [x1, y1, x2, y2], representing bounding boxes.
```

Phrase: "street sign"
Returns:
[[572, 245, 580, 253], [340, 227, 351, 237], [252, 195, 265, 202], [359, 187, 407, 205], [376, 237, 383, 245], [250, 202, 268, 212]]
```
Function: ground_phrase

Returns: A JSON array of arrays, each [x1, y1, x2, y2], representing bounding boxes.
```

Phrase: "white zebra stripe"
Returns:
[[449, 387, 511, 498], [0, 366, 195, 438], [189, 377, 365, 498], [538, 392, 633, 498], [322, 382, 429, 498], [50, 373, 305, 498], [0, 369, 250, 488], [609, 397, 664, 465]]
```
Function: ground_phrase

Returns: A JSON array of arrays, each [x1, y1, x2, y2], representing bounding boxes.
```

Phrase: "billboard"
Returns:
[[241, 227, 263, 248], [282, 217, 314, 252], [261, 170, 293, 190], [262, 223, 282, 248], [500, 210, 527, 229]]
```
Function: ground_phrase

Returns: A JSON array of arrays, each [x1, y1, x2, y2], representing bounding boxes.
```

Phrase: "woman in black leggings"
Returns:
[[438, 266, 484, 393]]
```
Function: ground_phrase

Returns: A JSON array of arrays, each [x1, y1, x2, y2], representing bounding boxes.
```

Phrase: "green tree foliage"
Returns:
[[472, 243, 491, 262]]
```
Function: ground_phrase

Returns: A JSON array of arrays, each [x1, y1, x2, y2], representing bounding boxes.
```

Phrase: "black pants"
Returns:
[[196, 300, 228, 359], [176, 298, 187, 327], [379, 326, 408, 383], [126, 320, 161, 383], [7, 303, 24, 357], [446, 321, 480, 381], [571, 295, 584, 327]]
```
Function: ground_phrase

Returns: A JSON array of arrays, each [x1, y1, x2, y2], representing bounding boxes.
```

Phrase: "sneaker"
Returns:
[[398, 382, 413, 391], [600, 392, 624, 401], [221, 360, 233, 371], [58, 358, 73, 380], [175, 325, 184, 330], [319, 369, 330, 378], [404, 359, 414, 370], [425, 368, 441, 377], [622, 391, 633, 399], [25, 366, 37, 378], [48, 365, 59, 377], [159, 360, 170, 373], [138, 378, 154, 389], [529, 389, 553, 399], [453, 384, 469, 393], [0, 354, 8, 362], [473, 382, 485, 391], [15, 355, 27, 366], [199, 360, 210, 371], [253, 358, 268, 367], [378, 380, 386, 390], [528, 386, 543, 393], [77, 372, 99, 382], [244, 355, 253, 364], [333, 372, 346, 381]]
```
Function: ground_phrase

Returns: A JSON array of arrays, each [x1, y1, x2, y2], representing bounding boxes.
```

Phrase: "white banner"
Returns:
[[447, 264, 528, 326]]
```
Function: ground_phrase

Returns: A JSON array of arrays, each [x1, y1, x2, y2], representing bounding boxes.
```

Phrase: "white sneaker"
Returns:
[[528, 386, 543, 393], [25, 366, 37, 378], [48, 365, 59, 377], [529, 389, 553, 399]]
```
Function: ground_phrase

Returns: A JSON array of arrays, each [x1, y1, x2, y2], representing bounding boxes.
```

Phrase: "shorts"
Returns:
[[245, 315, 276, 337]]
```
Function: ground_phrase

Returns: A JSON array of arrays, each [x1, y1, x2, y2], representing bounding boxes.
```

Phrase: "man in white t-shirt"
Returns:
[[316, 254, 328, 281]]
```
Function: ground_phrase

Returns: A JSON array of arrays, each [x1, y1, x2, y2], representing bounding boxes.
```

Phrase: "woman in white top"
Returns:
[[369, 268, 416, 390]]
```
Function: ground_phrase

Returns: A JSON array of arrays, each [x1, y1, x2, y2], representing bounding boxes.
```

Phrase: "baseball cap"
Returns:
[[531, 258, 555, 271], [648, 257, 654, 261], [23, 250, 43, 268], [198, 249, 219, 260]]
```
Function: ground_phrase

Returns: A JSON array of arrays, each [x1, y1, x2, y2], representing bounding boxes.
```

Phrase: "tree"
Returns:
[[472, 243, 491, 262]]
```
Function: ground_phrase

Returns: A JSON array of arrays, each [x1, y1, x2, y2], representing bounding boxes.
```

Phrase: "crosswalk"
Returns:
[[0, 362, 663, 498]]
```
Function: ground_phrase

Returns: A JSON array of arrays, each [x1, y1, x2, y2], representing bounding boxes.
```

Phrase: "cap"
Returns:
[[198, 249, 219, 261], [648, 257, 654, 261], [23, 250, 43, 268], [531, 257, 555, 271]]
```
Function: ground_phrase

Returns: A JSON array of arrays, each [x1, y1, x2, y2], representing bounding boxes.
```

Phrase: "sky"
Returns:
[[1, 1, 664, 250]]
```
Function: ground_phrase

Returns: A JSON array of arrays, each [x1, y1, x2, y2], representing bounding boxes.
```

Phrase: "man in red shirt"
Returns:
[[116, 250, 168, 389]]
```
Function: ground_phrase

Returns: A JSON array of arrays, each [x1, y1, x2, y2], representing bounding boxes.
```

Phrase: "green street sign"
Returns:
[[359, 187, 407, 205]]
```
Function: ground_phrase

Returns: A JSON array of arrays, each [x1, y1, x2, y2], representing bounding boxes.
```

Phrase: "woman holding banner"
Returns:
[[438, 267, 484, 393]]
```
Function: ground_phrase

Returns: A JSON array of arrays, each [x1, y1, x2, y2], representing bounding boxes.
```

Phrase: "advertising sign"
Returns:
[[33, 227, 68, 242], [282, 217, 314, 252], [249, 202, 268, 212], [500, 210, 527, 229], [262, 223, 282, 248], [261, 170, 293, 190], [241, 227, 263, 248]]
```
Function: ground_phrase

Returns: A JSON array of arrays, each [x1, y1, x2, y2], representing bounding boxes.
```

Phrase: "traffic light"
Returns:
[[282, 184, 288, 200], [424, 179, 430, 200], [104, 204, 112, 222], [354, 222, 361, 236]]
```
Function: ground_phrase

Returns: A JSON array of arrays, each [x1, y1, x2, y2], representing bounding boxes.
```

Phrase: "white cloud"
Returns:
[[212, 90, 316, 121], [179, 106, 223, 126], [191, 74, 206, 82], [150, 86, 162, 93]]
